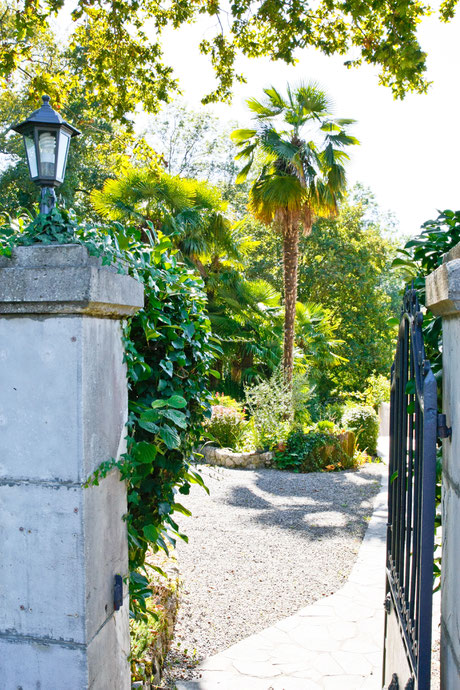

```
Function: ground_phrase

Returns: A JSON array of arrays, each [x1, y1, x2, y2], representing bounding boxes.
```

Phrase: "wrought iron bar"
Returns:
[[383, 288, 437, 689]]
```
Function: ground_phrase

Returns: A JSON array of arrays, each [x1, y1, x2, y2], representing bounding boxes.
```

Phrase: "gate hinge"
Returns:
[[388, 673, 399, 689], [114, 574, 123, 611], [384, 593, 392, 614], [437, 413, 452, 440]]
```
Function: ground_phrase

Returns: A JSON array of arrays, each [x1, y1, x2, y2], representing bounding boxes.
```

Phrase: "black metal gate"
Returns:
[[382, 289, 440, 690]]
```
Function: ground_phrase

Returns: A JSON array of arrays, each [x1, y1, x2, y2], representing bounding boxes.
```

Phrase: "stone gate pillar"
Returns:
[[426, 244, 460, 689], [0, 245, 144, 689]]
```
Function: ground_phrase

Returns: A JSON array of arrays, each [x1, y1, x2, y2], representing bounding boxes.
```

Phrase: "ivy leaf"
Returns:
[[134, 442, 157, 464], [405, 380, 416, 395], [138, 419, 160, 434], [159, 408, 188, 428], [160, 359, 174, 377], [172, 502, 192, 516], [150, 400, 168, 409], [166, 394, 187, 408], [143, 524, 159, 541], [159, 424, 180, 449], [182, 323, 195, 338]]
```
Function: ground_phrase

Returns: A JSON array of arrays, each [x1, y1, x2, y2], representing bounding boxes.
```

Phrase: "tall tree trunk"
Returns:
[[282, 223, 300, 385]]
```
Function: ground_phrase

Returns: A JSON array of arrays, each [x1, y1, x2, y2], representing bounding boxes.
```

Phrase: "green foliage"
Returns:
[[145, 102, 239, 185], [274, 428, 346, 473], [204, 405, 246, 449], [0, 210, 218, 620], [1, 0, 444, 116], [209, 393, 244, 412], [393, 209, 460, 381], [130, 553, 179, 683], [233, 83, 358, 230], [0, 59, 160, 217], [244, 369, 295, 449], [354, 373, 391, 411], [342, 406, 379, 455], [316, 420, 335, 432], [245, 191, 400, 397]]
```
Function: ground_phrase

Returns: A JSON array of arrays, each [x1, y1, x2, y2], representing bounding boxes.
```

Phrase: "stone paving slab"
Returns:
[[176, 439, 389, 690]]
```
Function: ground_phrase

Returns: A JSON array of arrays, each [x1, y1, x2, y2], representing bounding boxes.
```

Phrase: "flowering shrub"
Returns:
[[204, 405, 246, 449]]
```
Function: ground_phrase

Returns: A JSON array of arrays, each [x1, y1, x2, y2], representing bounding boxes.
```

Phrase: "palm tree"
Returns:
[[91, 167, 280, 387], [232, 82, 359, 384]]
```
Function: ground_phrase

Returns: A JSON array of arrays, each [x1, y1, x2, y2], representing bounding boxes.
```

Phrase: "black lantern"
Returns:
[[12, 95, 80, 214]]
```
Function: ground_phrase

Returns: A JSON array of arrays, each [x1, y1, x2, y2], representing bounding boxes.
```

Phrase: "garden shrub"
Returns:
[[274, 429, 347, 473], [204, 404, 246, 449], [210, 392, 244, 413], [352, 373, 390, 411], [316, 420, 335, 432], [244, 369, 293, 449], [342, 405, 379, 455]]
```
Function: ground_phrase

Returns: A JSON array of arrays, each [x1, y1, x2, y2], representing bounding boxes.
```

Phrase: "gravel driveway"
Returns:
[[161, 462, 383, 687]]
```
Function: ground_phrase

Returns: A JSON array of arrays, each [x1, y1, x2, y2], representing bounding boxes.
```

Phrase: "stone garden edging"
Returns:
[[200, 445, 274, 469]]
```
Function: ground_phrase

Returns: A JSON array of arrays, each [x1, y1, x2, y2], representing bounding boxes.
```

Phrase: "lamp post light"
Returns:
[[12, 95, 81, 214]]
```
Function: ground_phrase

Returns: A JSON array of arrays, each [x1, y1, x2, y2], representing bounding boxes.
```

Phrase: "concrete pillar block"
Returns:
[[0, 245, 144, 689], [426, 245, 460, 688]]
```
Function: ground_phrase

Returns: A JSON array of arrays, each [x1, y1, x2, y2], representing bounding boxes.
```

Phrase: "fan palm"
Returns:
[[232, 82, 359, 384], [91, 167, 241, 275]]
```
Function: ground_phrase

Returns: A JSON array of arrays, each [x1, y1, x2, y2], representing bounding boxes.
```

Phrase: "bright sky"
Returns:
[[154, 11, 460, 238]]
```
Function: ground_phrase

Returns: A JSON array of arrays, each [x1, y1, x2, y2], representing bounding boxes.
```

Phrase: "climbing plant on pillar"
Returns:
[[0, 207, 220, 618]]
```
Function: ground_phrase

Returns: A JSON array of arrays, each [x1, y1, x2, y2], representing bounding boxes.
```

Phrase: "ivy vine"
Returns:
[[0, 208, 220, 618]]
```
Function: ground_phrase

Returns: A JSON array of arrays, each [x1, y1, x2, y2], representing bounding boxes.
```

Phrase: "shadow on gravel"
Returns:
[[224, 467, 383, 541], [254, 467, 381, 497]]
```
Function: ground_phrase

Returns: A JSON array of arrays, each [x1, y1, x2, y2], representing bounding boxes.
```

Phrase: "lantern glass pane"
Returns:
[[24, 135, 38, 178], [56, 131, 71, 182], [38, 130, 57, 177]]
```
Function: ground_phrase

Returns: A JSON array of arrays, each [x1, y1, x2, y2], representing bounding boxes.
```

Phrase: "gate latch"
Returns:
[[114, 574, 123, 611], [437, 414, 452, 440]]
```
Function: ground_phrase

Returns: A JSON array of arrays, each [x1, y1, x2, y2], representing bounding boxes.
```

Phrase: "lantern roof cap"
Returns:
[[11, 95, 81, 137]]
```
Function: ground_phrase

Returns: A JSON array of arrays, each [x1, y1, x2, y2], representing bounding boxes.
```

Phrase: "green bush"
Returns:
[[244, 369, 293, 449], [351, 373, 390, 411], [204, 405, 246, 449], [210, 393, 244, 413], [315, 420, 335, 432], [244, 369, 312, 450], [274, 429, 345, 472], [342, 405, 379, 455]]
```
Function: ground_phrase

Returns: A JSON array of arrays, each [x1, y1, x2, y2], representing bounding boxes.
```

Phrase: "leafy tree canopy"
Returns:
[[2, 0, 456, 122], [0, 20, 161, 215]]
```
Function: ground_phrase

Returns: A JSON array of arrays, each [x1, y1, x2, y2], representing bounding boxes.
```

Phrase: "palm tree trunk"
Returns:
[[282, 224, 300, 385]]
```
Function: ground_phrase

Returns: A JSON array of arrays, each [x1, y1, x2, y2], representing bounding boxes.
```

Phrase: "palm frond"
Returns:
[[230, 128, 257, 144], [246, 97, 281, 119]]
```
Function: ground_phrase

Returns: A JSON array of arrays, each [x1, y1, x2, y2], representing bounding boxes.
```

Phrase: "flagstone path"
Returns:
[[174, 439, 389, 690]]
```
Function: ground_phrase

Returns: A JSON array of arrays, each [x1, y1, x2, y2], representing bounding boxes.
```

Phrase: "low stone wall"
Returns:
[[200, 445, 274, 469]]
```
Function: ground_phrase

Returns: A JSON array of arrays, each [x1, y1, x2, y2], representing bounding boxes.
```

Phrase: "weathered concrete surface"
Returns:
[[200, 445, 274, 469], [426, 251, 460, 689], [425, 257, 460, 316], [0, 245, 143, 689], [0, 244, 143, 316], [378, 402, 390, 437]]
